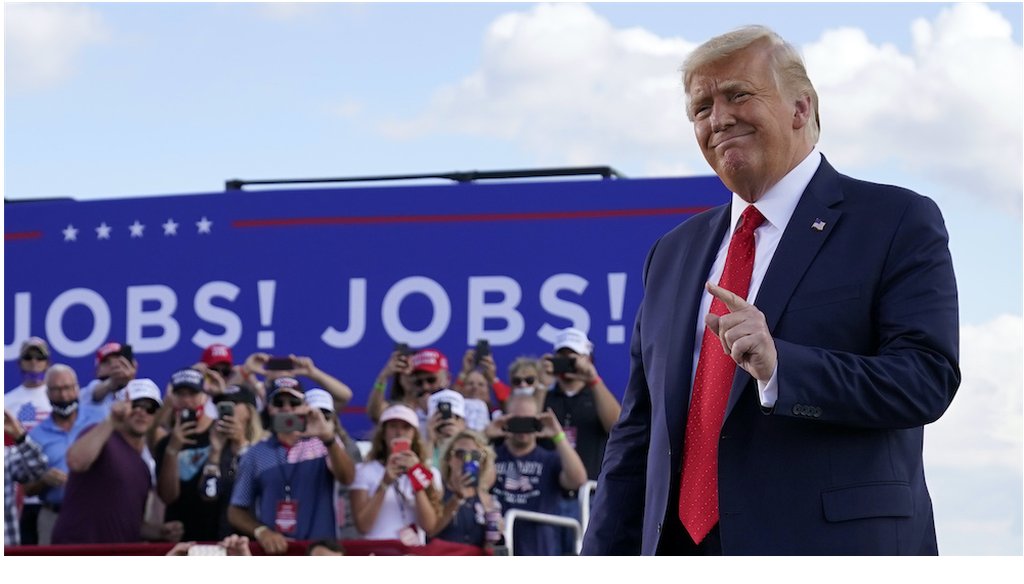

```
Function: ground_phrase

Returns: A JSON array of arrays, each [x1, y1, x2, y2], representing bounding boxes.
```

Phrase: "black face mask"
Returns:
[[51, 399, 79, 418]]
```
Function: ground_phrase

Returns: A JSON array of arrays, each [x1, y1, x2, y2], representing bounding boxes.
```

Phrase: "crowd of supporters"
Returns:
[[4, 329, 620, 555]]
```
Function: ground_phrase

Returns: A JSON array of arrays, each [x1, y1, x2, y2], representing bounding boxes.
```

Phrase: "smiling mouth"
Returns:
[[713, 133, 751, 149]]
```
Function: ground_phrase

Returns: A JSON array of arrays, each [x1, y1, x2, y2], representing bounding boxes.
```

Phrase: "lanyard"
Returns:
[[277, 443, 299, 501]]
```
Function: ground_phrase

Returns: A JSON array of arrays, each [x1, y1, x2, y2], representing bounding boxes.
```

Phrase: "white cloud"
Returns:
[[379, 3, 699, 176], [925, 314, 1023, 471], [808, 3, 1023, 215], [384, 3, 1021, 209], [5, 3, 109, 90]]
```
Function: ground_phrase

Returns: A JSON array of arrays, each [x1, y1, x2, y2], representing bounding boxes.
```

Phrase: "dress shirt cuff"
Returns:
[[756, 365, 779, 408]]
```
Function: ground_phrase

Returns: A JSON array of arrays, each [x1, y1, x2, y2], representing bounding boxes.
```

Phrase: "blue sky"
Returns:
[[4, 2, 1022, 556]]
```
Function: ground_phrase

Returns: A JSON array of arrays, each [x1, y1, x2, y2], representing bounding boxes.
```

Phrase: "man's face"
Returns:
[[412, 369, 448, 396], [506, 398, 538, 449], [172, 386, 206, 412], [127, 399, 158, 437], [688, 42, 809, 201], [20, 349, 48, 375], [46, 371, 79, 404]]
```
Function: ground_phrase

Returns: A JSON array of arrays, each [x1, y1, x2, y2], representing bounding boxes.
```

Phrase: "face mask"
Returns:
[[51, 399, 79, 418], [23, 371, 45, 384]]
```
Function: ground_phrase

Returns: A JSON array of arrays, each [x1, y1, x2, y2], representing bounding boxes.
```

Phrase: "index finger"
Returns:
[[706, 281, 751, 312]]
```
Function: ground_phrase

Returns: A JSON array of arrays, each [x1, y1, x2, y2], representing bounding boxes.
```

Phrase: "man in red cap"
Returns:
[[409, 348, 449, 398], [79, 341, 137, 418]]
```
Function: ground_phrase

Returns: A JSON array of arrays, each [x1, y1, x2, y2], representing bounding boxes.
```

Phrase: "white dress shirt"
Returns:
[[691, 147, 822, 407]]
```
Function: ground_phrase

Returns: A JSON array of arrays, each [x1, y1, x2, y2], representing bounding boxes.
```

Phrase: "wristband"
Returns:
[[373, 381, 387, 393], [587, 375, 602, 387], [552, 431, 567, 445], [14, 432, 27, 445], [253, 525, 269, 539], [407, 463, 434, 492], [322, 437, 336, 448]]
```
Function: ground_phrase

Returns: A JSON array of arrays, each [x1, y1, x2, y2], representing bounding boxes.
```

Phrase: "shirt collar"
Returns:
[[728, 146, 822, 235]]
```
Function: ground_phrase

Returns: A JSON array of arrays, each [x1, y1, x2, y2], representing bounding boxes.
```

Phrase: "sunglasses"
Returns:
[[271, 395, 303, 408], [21, 354, 47, 362], [131, 400, 159, 414], [451, 448, 484, 462], [511, 376, 536, 386], [413, 376, 438, 388]]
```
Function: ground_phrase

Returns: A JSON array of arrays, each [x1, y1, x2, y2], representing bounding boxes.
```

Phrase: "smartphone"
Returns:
[[390, 438, 411, 454], [394, 342, 412, 356], [216, 402, 235, 420], [271, 412, 307, 434], [474, 339, 490, 364], [504, 416, 543, 434], [178, 409, 196, 424], [265, 356, 294, 371], [549, 355, 576, 374], [438, 401, 453, 420], [462, 455, 480, 487], [119, 344, 134, 362]]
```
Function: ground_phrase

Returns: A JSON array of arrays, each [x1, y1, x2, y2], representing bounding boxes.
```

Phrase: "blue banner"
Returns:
[[5, 176, 729, 437]]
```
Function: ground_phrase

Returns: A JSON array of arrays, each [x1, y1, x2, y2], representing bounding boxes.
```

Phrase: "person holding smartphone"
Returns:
[[227, 377, 354, 554], [427, 429, 500, 549], [489, 394, 588, 556], [154, 368, 220, 542], [350, 404, 442, 545]]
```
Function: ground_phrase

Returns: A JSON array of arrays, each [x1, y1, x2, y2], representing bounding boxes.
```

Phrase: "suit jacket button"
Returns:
[[813, 407, 822, 418], [657, 522, 662, 533], [792, 404, 803, 416]]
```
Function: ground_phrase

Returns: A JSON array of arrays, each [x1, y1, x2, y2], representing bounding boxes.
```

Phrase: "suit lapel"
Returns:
[[724, 157, 845, 418], [664, 204, 732, 454]]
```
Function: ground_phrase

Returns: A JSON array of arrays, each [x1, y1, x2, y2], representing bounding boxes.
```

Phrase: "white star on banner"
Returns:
[[162, 218, 179, 236], [96, 223, 112, 240], [196, 216, 213, 234], [62, 224, 78, 242], [129, 220, 145, 238]]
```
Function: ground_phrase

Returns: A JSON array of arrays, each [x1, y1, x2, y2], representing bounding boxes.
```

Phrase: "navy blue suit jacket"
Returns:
[[581, 158, 960, 555]]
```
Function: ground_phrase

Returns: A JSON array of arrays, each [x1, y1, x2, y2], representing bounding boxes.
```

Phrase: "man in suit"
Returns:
[[581, 25, 959, 555]]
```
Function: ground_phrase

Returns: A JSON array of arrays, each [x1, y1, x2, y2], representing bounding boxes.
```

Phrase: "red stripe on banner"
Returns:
[[5, 231, 43, 241], [232, 206, 713, 229]]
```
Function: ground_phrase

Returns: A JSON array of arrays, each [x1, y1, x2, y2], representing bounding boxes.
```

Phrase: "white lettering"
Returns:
[[537, 273, 590, 345], [467, 276, 524, 345], [3, 292, 32, 361], [192, 281, 243, 349], [126, 285, 180, 353], [45, 288, 111, 357], [381, 276, 450, 347], [322, 278, 367, 349]]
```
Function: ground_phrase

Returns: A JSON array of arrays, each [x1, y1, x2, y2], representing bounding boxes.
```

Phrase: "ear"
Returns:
[[792, 93, 813, 130]]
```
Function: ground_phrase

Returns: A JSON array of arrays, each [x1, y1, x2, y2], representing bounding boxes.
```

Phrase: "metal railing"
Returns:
[[579, 480, 598, 538], [503, 509, 583, 556]]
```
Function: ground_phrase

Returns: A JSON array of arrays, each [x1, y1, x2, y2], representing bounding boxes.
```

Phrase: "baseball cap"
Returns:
[[124, 378, 163, 406], [411, 349, 448, 374], [379, 404, 419, 429], [427, 389, 466, 419], [267, 376, 304, 400], [305, 388, 335, 413], [201, 344, 233, 367], [554, 328, 593, 356], [170, 368, 204, 393], [20, 337, 50, 359], [214, 384, 258, 409], [95, 341, 123, 364]]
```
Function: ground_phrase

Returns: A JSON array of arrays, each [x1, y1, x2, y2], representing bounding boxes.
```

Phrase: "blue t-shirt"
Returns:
[[433, 491, 488, 547], [230, 435, 336, 540], [491, 443, 563, 556], [27, 408, 106, 506]]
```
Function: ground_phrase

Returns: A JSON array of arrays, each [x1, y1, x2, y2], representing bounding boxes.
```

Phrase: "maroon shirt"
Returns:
[[51, 427, 151, 545]]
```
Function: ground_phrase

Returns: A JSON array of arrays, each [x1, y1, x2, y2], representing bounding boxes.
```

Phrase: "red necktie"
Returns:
[[678, 205, 765, 544]]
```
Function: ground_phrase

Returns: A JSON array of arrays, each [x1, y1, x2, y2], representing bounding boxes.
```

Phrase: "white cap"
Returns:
[[305, 388, 334, 413], [553, 327, 592, 356], [427, 389, 466, 419], [124, 378, 163, 406]]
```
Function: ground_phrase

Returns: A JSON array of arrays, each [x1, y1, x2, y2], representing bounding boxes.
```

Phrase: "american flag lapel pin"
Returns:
[[811, 219, 826, 231]]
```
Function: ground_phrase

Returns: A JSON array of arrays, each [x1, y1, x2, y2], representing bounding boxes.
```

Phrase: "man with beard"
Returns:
[[51, 379, 171, 544], [25, 364, 105, 545]]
